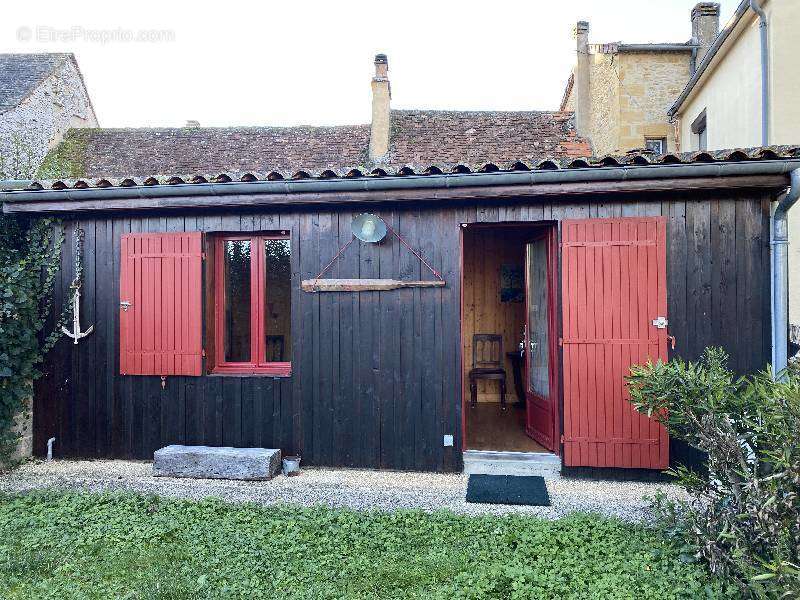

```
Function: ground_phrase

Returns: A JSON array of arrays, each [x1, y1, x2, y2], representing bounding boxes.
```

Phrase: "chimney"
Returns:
[[369, 53, 391, 162], [691, 3, 721, 64], [573, 21, 591, 137]]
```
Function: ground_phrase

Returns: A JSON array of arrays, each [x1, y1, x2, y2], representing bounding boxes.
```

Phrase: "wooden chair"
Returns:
[[469, 334, 507, 410]]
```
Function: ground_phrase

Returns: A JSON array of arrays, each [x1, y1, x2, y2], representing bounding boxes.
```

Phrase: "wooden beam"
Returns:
[[301, 279, 446, 292], [2, 174, 789, 214]]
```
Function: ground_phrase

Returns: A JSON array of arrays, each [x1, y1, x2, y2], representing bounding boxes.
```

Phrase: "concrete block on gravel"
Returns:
[[153, 445, 281, 480]]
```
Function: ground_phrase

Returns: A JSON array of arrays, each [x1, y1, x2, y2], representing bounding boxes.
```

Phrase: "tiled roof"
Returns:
[[40, 110, 591, 180], [20, 146, 800, 192], [52, 125, 372, 179], [386, 110, 590, 167], [0, 53, 73, 113]]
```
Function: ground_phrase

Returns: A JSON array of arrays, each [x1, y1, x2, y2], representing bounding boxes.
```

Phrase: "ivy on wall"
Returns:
[[0, 132, 74, 466], [0, 214, 64, 464]]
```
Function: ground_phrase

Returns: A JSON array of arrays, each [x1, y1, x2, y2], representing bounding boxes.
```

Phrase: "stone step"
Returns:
[[463, 450, 562, 479], [153, 445, 281, 480]]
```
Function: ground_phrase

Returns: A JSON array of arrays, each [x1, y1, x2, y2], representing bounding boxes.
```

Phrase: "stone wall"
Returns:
[[0, 57, 97, 178], [586, 52, 621, 157], [580, 49, 690, 157], [11, 397, 32, 460], [617, 52, 690, 153]]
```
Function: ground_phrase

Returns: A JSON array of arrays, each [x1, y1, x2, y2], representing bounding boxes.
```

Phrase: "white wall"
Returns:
[[678, 12, 762, 151], [676, 0, 800, 344]]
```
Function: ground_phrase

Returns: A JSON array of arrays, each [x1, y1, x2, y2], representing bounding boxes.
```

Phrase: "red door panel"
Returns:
[[561, 217, 669, 469], [524, 230, 558, 452], [120, 232, 203, 376]]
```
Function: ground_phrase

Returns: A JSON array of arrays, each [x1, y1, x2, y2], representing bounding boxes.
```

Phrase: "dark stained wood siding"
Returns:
[[32, 191, 772, 471]]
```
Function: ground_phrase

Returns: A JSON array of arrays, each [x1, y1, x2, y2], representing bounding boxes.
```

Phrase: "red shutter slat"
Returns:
[[561, 217, 669, 469], [120, 232, 203, 376]]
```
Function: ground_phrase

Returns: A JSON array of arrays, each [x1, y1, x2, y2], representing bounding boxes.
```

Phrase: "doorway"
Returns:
[[461, 223, 558, 455]]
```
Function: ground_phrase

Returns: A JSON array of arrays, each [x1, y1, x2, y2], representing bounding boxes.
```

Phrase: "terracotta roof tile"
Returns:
[[40, 109, 592, 180], [20, 145, 800, 192]]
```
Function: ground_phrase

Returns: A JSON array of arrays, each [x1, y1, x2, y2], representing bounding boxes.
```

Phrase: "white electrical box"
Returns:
[[443, 434, 454, 447]]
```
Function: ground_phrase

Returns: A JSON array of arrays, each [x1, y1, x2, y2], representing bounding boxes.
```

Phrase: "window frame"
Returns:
[[691, 109, 708, 151], [644, 137, 667, 155], [212, 232, 292, 376]]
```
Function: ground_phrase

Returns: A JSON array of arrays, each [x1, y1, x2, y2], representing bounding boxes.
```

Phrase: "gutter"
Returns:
[[668, 0, 753, 117], [771, 169, 800, 377], [750, 0, 770, 146], [2, 160, 799, 213], [0, 179, 34, 191]]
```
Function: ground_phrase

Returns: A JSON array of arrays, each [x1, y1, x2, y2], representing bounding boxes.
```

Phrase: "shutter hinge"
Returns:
[[201, 252, 207, 261], [560, 434, 565, 443], [202, 348, 206, 358], [558, 337, 564, 347]]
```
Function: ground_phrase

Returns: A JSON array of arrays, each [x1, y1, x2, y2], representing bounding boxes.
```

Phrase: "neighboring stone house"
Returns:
[[561, 3, 721, 157], [0, 53, 98, 179], [44, 55, 590, 180], [667, 0, 800, 345]]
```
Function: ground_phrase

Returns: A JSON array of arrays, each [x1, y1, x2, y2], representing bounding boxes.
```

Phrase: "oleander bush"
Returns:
[[0, 491, 735, 599], [628, 348, 800, 598]]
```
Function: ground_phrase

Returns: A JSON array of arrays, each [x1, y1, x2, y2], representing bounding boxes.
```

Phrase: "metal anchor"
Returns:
[[62, 286, 94, 344], [61, 228, 94, 345]]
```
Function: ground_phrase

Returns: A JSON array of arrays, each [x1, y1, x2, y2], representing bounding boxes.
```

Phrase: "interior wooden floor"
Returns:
[[465, 403, 549, 453]]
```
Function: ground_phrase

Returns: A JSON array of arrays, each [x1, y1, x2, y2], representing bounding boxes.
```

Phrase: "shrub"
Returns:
[[627, 348, 800, 598]]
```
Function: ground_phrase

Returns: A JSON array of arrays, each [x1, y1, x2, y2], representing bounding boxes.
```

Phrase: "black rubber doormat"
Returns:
[[466, 474, 551, 506]]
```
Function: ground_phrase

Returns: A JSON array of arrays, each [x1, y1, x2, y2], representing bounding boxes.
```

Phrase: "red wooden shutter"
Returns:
[[561, 217, 669, 469], [120, 232, 203, 376]]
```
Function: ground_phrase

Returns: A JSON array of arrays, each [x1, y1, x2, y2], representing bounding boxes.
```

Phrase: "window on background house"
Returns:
[[691, 110, 708, 151], [213, 233, 292, 375], [645, 138, 667, 154]]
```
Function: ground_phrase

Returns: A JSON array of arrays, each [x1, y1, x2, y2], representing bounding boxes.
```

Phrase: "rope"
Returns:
[[313, 235, 356, 282], [383, 222, 443, 281], [312, 218, 443, 283]]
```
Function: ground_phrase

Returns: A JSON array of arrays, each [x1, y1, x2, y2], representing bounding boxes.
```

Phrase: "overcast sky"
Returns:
[[3, 0, 741, 128]]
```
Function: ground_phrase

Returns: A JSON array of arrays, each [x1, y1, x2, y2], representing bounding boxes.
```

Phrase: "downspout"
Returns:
[[750, 0, 770, 146], [771, 169, 800, 377]]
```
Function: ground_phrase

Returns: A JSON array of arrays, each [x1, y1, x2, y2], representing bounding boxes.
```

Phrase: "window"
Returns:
[[644, 137, 666, 154], [213, 233, 292, 375], [691, 109, 708, 151]]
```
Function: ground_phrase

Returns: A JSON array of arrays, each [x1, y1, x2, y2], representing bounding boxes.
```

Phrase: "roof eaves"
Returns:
[[6, 146, 799, 197], [668, 0, 752, 116], [617, 43, 696, 53]]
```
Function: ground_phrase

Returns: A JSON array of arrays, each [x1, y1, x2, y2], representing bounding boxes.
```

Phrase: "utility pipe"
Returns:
[[46, 437, 55, 461], [772, 169, 800, 377], [750, 0, 770, 146]]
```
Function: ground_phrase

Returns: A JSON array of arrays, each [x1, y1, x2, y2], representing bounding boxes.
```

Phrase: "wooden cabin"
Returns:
[[3, 147, 798, 473]]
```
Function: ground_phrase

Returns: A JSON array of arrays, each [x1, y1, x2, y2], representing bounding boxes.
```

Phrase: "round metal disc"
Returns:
[[352, 213, 387, 243]]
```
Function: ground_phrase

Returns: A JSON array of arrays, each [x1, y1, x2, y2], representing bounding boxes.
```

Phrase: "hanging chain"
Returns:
[[70, 228, 85, 291]]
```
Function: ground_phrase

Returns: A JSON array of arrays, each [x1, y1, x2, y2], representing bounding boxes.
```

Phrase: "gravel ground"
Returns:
[[0, 459, 686, 522]]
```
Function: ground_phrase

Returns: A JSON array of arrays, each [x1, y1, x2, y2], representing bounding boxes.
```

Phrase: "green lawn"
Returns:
[[0, 491, 735, 599]]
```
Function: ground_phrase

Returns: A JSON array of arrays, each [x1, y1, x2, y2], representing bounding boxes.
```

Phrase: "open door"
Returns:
[[524, 231, 557, 451]]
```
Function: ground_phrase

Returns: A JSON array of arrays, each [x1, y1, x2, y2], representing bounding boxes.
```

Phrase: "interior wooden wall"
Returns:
[[462, 228, 529, 402]]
